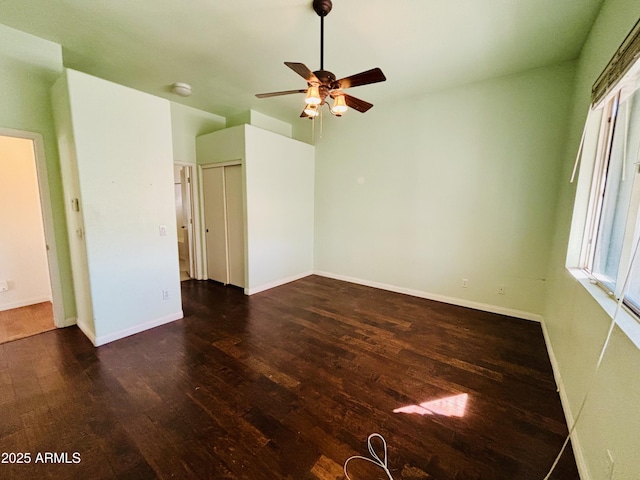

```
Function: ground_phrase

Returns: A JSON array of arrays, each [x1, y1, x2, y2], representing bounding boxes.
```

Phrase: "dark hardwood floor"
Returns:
[[0, 276, 579, 479]]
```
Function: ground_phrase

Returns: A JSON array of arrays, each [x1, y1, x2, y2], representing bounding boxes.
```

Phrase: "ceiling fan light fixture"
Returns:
[[304, 103, 320, 117], [254, 0, 386, 120], [331, 94, 347, 114], [305, 85, 322, 105]]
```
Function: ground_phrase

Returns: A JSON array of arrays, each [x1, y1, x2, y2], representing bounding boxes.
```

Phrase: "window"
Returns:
[[580, 58, 640, 315]]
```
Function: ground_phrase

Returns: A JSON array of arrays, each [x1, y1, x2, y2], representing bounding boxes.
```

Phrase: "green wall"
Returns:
[[314, 61, 576, 319], [0, 23, 75, 321], [170, 102, 226, 164], [544, 1, 640, 478]]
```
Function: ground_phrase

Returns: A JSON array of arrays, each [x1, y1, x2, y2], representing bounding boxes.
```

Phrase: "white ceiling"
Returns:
[[0, 0, 604, 122]]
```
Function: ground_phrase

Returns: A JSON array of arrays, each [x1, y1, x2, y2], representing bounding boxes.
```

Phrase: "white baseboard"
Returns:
[[540, 319, 590, 480], [245, 271, 314, 295], [76, 318, 96, 345], [60, 316, 78, 328], [86, 311, 184, 347], [313, 270, 543, 322], [0, 296, 52, 312]]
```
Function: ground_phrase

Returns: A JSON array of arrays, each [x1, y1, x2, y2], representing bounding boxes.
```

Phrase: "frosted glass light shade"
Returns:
[[305, 85, 321, 105]]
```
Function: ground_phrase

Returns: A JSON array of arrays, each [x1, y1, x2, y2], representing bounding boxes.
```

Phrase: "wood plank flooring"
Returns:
[[0, 276, 579, 479], [0, 302, 55, 345]]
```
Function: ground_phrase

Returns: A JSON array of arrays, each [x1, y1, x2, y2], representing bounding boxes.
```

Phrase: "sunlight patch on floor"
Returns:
[[393, 393, 468, 417]]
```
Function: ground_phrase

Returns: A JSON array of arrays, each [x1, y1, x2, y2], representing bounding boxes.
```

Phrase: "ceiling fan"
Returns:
[[256, 0, 386, 119]]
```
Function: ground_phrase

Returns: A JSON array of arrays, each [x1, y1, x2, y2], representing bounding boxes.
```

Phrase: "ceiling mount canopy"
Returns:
[[313, 0, 332, 17], [256, 0, 386, 119]]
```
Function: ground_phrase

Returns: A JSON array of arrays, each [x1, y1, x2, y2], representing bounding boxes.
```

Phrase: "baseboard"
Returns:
[[91, 311, 184, 347], [76, 318, 96, 345], [60, 316, 78, 328], [0, 296, 53, 312], [313, 270, 543, 322], [540, 319, 590, 480], [245, 271, 314, 295]]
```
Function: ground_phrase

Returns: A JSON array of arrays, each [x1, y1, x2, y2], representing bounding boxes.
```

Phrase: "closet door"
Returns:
[[224, 165, 245, 288], [202, 167, 227, 283]]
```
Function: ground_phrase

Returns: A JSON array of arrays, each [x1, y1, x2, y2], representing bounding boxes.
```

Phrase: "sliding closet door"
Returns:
[[202, 167, 227, 283], [224, 165, 245, 288]]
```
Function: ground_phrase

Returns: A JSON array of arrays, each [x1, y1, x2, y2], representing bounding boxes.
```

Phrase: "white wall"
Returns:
[[544, 1, 640, 478], [244, 124, 314, 293], [0, 135, 51, 310], [170, 102, 225, 164], [227, 110, 293, 138], [314, 61, 576, 320], [197, 125, 245, 165], [196, 124, 315, 294], [53, 69, 182, 345], [0, 22, 75, 325], [51, 72, 95, 335]]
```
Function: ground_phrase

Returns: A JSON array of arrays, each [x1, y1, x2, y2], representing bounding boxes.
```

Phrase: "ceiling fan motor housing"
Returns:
[[312, 70, 338, 87]]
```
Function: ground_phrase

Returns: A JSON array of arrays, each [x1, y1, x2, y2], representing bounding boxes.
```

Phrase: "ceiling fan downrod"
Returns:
[[313, 0, 332, 71]]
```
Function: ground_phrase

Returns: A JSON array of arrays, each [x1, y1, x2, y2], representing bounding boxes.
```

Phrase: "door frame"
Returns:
[[0, 127, 65, 328], [174, 162, 196, 279]]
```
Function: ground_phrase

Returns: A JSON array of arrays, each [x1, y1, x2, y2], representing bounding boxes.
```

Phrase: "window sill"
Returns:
[[568, 268, 640, 350]]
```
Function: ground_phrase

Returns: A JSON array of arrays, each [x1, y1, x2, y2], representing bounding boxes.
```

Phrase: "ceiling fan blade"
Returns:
[[285, 62, 320, 83], [337, 68, 386, 90], [343, 93, 374, 113], [256, 89, 307, 98]]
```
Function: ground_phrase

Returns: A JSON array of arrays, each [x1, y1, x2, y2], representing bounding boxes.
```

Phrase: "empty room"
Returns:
[[0, 1, 639, 479]]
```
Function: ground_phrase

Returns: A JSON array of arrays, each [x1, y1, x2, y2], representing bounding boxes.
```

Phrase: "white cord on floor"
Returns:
[[344, 433, 395, 480]]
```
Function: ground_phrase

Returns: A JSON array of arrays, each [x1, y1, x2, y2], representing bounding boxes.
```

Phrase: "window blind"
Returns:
[[592, 17, 640, 105]]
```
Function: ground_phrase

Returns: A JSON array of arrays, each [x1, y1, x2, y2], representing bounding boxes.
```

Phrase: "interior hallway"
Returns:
[[0, 302, 55, 344]]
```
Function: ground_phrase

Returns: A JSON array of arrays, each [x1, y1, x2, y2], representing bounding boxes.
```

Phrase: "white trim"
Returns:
[[567, 268, 640, 350], [0, 128, 66, 328], [76, 318, 96, 345], [313, 270, 543, 322], [88, 311, 184, 347], [61, 316, 77, 328], [0, 296, 52, 312], [540, 318, 591, 480], [245, 271, 313, 295], [196, 164, 207, 280], [175, 162, 198, 280], [201, 160, 242, 169]]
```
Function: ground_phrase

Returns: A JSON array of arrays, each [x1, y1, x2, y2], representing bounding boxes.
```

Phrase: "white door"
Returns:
[[224, 165, 245, 288], [202, 167, 228, 283]]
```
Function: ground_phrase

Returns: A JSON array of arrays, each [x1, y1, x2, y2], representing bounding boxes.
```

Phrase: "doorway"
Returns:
[[0, 132, 58, 343], [174, 164, 196, 281]]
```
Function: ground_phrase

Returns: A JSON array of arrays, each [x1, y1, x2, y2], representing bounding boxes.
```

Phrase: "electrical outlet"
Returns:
[[462, 278, 469, 288], [0, 280, 8, 292], [605, 449, 614, 479], [159, 225, 167, 236], [498, 285, 505, 295], [162, 289, 169, 300]]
